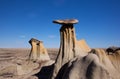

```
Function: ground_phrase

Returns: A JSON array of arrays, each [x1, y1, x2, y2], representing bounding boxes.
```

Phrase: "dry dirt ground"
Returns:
[[0, 48, 58, 79]]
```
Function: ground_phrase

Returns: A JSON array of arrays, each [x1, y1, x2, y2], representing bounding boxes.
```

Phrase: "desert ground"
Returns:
[[0, 48, 58, 79]]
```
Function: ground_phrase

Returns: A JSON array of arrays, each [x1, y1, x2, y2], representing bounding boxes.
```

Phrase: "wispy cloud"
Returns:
[[48, 35, 56, 38], [107, 40, 120, 47], [19, 35, 26, 38]]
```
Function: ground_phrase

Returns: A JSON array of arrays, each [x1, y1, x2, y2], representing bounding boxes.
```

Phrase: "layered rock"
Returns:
[[29, 38, 39, 61], [29, 38, 50, 62], [50, 19, 91, 79], [54, 49, 120, 79], [93, 49, 120, 79]]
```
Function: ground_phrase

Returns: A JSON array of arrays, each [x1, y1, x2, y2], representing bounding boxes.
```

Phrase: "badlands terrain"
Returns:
[[0, 48, 58, 79], [0, 19, 120, 79]]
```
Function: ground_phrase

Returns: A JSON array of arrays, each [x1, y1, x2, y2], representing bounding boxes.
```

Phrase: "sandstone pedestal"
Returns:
[[50, 19, 91, 79]]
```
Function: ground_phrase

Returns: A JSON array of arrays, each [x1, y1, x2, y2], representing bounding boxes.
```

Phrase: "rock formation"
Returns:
[[91, 49, 120, 79], [106, 46, 120, 55], [29, 38, 50, 62], [50, 19, 91, 79], [37, 40, 50, 61], [54, 48, 120, 79], [49, 19, 120, 79], [29, 38, 39, 61]]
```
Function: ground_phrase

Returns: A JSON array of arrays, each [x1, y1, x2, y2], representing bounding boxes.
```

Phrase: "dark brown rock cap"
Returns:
[[29, 38, 43, 43], [53, 19, 79, 25]]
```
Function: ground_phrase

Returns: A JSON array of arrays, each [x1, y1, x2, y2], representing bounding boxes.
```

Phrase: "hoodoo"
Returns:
[[29, 38, 39, 61], [29, 38, 50, 62], [50, 19, 91, 79]]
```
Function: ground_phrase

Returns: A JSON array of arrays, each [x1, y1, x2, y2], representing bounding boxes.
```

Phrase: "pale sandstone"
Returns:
[[29, 38, 50, 62], [50, 19, 91, 79], [54, 49, 120, 79], [53, 19, 78, 24]]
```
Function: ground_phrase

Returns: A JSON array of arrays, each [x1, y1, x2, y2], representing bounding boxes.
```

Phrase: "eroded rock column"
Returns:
[[37, 41, 50, 61], [57, 24, 76, 64], [29, 38, 50, 62], [29, 38, 39, 61], [50, 19, 90, 79]]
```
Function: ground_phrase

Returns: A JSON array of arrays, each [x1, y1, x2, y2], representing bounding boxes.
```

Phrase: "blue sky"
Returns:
[[0, 0, 120, 48]]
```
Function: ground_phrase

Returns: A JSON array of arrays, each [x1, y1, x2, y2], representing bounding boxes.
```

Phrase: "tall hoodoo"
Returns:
[[50, 19, 90, 79], [29, 38, 50, 62]]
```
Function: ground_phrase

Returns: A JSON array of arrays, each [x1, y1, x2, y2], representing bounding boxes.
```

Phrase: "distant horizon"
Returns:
[[0, 0, 120, 48]]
